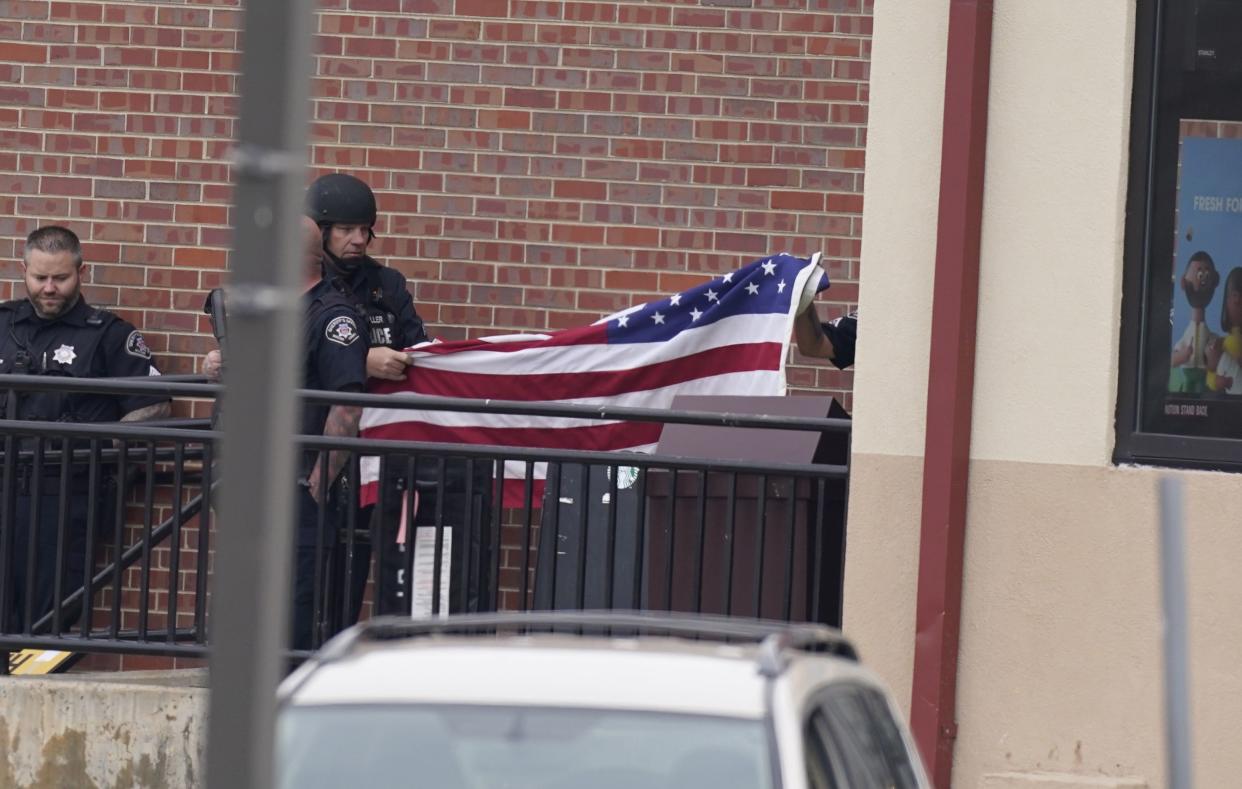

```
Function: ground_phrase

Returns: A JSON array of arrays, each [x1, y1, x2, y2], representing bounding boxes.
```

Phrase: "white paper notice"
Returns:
[[410, 526, 452, 619]]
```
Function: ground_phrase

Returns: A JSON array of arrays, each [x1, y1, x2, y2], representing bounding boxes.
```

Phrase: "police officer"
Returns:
[[199, 218, 367, 649], [295, 211, 368, 648], [793, 263, 857, 369], [305, 174, 445, 618], [305, 173, 430, 378], [0, 225, 170, 633]]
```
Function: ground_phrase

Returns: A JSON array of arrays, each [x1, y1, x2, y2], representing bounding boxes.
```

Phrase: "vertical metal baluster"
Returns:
[[458, 456, 474, 614], [50, 437, 71, 636], [402, 455, 418, 618], [372, 454, 389, 620], [603, 464, 619, 610], [109, 440, 127, 641], [722, 472, 738, 616], [631, 466, 648, 610], [167, 443, 185, 644], [430, 457, 446, 617], [519, 461, 535, 611], [310, 451, 329, 649], [662, 466, 678, 612], [781, 475, 798, 622], [838, 425, 852, 626], [195, 440, 214, 644], [751, 473, 769, 618], [0, 391, 17, 643], [546, 464, 562, 610], [488, 456, 504, 613], [574, 463, 590, 610], [691, 469, 708, 614], [24, 436, 45, 634], [339, 451, 359, 637], [811, 476, 827, 625], [79, 439, 101, 640], [138, 442, 156, 641]]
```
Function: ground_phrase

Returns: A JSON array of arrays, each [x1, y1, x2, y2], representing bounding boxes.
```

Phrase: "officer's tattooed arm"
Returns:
[[120, 401, 172, 422], [308, 404, 362, 503]]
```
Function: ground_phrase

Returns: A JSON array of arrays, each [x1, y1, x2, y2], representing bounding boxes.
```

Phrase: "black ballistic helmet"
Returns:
[[305, 173, 377, 228]]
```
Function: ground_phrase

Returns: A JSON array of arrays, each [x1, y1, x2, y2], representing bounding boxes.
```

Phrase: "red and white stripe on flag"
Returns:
[[358, 252, 825, 507]]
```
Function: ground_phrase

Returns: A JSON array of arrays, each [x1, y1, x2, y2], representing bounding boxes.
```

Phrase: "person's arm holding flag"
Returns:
[[793, 262, 856, 369]]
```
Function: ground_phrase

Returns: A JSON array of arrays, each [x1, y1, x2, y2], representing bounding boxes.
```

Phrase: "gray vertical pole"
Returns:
[[1158, 476, 1193, 789], [204, 0, 315, 787]]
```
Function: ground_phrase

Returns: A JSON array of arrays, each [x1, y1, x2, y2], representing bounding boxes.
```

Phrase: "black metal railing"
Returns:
[[0, 374, 850, 666]]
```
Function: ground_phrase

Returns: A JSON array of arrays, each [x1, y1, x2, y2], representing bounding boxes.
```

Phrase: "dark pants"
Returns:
[[291, 485, 372, 651], [370, 468, 494, 618], [4, 483, 113, 634]]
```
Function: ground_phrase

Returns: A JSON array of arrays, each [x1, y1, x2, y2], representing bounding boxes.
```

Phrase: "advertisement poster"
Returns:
[[1161, 130, 1242, 438]]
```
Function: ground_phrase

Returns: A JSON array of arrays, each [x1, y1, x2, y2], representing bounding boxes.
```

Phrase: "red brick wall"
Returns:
[[3, 0, 869, 671], [0, 0, 869, 406]]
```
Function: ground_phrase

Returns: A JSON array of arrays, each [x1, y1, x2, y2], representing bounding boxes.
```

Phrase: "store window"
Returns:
[[1117, 0, 1242, 469]]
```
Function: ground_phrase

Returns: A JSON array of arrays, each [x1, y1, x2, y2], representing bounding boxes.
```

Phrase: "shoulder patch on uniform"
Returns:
[[125, 330, 152, 359], [325, 315, 360, 347]]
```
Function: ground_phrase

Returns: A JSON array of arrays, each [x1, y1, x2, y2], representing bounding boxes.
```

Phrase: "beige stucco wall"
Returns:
[[847, 1, 1242, 787]]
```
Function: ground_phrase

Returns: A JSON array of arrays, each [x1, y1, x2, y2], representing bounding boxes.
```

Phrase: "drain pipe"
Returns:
[[909, 1, 994, 787]]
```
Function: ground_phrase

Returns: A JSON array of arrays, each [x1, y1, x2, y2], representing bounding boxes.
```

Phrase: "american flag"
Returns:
[[358, 252, 827, 506]]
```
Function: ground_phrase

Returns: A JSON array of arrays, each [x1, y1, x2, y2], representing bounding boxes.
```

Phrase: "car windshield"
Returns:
[[277, 703, 774, 789]]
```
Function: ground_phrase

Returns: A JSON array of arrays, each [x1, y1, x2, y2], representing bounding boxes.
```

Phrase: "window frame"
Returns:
[[1116, 0, 1242, 470]]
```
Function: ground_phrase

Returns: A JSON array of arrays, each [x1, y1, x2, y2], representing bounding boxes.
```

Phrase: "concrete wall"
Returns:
[[0, 672, 205, 789], [846, 1, 1242, 787]]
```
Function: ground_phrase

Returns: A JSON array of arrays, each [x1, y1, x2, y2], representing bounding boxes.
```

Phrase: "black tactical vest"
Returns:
[[358, 263, 400, 349], [0, 300, 121, 423]]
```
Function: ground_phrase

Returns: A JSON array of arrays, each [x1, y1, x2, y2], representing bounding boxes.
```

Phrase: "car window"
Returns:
[[856, 689, 920, 788], [807, 685, 919, 789], [278, 704, 774, 789], [803, 710, 840, 789]]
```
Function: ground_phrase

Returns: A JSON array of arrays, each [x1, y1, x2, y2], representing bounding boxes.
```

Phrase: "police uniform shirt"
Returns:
[[820, 311, 858, 370], [313, 257, 429, 351], [301, 293, 368, 441], [0, 297, 166, 422]]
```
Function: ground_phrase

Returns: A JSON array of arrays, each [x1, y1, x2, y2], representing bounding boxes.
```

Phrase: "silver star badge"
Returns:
[[52, 344, 76, 365]]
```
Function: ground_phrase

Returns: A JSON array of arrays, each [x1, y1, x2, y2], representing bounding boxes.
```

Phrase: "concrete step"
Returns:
[[0, 669, 206, 789]]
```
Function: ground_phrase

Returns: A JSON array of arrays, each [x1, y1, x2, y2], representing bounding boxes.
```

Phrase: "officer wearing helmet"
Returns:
[[306, 173, 442, 623], [305, 173, 430, 380]]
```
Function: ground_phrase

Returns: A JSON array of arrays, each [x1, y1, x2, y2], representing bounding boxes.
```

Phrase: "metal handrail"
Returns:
[[26, 482, 216, 638], [0, 373, 848, 433]]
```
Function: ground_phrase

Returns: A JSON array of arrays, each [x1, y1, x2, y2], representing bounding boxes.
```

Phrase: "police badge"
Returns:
[[125, 331, 152, 359], [325, 315, 360, 346]]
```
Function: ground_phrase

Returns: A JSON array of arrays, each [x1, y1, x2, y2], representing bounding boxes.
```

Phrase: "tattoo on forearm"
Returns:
[[322, 405, 362, 483]]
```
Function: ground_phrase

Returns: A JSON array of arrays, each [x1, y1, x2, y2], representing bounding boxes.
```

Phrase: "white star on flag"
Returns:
[[651, 311, 665, 325], [746, 282, 760, 295], [761, 261, 776, 276], [722, 272, 733, 283], [689, 307, 702, 321], [670, 293, 681, 306], [617, 315, 629, 328], [777, 280, 787, 293], [705, 288, 719, 303]]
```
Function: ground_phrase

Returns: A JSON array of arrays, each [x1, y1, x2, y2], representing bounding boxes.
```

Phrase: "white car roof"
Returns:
[[286, 631, 864, 719]]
